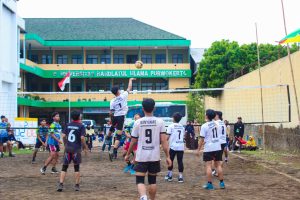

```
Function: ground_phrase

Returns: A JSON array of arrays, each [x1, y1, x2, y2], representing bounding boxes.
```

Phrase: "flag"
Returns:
[[58, 72, 70, 91], [279, 28, 300, 44]]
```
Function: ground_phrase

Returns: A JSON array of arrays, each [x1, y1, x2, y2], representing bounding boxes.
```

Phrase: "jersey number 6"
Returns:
[[68, 130, 76, 142]]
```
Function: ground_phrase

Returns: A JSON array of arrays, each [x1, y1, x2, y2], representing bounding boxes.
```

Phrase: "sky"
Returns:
[[17, 0, 300, 48]]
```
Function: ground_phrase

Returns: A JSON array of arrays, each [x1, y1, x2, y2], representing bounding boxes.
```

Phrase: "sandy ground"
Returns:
[[0, 147, 300, 200]]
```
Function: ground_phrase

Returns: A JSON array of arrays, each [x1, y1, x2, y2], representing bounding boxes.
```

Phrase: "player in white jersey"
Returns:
[[108, 78, 136, 159], [197, 109, 225, 190], [125, 98, 171, 200], [164, 112, 185, 183], [212, 111, 228, 177]]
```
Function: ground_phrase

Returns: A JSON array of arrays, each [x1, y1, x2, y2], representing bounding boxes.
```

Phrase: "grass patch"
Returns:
[[12, 148, 33, 155]]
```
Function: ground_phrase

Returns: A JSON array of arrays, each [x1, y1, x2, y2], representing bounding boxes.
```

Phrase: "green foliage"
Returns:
[[195, 40, 299, 96], [186, 93, 205, 123]]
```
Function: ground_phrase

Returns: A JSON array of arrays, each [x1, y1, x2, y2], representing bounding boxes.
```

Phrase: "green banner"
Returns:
[[20, 63, 191, 78], [51, 70, 191, 78]]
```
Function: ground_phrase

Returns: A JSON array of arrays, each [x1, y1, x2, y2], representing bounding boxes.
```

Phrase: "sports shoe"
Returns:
[[178, 177, 184, 183], [51, 167, 59, 174], [57, 183, 63, 192], [203, 182, 214, 190], [9, 153, 15, 157], [167, 175, 173, 182], [74, 184, 80, 191], [40, 167, 46, 175], [225, 158, 228, 163], [123, 165, 132, 173], [130, 168, 136, 175], [219, 181, 225, 189], [32, 159, 36, 164]]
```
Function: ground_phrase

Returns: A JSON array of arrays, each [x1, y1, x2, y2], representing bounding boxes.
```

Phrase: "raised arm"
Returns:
[[127, 78, 136, 92]]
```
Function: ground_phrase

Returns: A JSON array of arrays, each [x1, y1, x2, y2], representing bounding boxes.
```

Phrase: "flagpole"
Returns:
[[68, 69, 71, 123], [255, 23, 266, 154], [281, 0, 300, 128]]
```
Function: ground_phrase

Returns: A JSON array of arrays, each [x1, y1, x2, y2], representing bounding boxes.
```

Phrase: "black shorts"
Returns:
[[63, 152, 81, 165], [203, 151, 223, 162], [111, 115, 125, 131], [35, 140, 46, 149], [221, 143, 227, 151], [134, 161, 161, 174], [0, 137, 8, 144]]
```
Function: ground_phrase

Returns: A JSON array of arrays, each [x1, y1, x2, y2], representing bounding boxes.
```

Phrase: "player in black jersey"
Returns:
[[57, 110, 88, 192]]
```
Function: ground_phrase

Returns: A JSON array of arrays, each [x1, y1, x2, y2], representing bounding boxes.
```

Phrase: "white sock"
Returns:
[[140, 195, 148, 200], [179, 173, 183, 178], [168, 170, 173, 177]]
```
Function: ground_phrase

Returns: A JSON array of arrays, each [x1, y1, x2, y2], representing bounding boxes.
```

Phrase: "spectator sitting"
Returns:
[[246, 136, 257, 151]]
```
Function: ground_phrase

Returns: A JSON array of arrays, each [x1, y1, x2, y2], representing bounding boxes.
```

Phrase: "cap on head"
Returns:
[[1, 115, 5, 119], [142, 98, 155, 113], [111, 86, 119, 96]]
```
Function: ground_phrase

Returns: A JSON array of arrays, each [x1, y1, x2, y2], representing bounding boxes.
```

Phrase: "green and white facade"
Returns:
[[19, 18, 193, 124]]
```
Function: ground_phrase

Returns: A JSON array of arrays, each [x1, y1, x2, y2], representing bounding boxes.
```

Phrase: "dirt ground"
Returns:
[[0, 147, 300, 200]]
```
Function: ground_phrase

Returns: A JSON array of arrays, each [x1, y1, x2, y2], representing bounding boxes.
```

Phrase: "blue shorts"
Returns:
[[0, 137, 8, 144]]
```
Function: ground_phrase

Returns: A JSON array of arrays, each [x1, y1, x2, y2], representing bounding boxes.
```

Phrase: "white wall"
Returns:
[[0, 0, 24, 122]]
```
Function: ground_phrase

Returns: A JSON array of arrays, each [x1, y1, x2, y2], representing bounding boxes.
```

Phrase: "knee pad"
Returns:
[[74, 165, 80, 172], [136, 176, 145, 185], [148, 174, 157, 185], [61, 165, 68, 172]]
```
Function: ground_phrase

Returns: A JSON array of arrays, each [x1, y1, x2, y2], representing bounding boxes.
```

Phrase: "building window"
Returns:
[[114, 54, 124, 64], [71, 82, 82, 92], [42, 55, 52, 64], [172, 54, 183, 64], [155, 82, 168, 90], [57, 55, 68, 64], [86, 55, 98, 64], [30, 55, 39, 63], [141, 54, 152, 64], [155, 54, 166, 63], [72, 55, 83, 64], [100, 54, 111, 64], [132, 82, 139, 91], [141, 83, 153, 91]]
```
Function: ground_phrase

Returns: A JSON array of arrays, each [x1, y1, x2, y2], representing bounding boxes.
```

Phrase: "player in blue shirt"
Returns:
[[40, 112, 62, 174], [32, 119, 49, 163]]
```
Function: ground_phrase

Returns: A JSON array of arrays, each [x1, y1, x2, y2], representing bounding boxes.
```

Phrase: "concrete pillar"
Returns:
[[166, 47, 169, 63], [83, 48, 86, 64], [52, 49, 56, 64], [138, 47, 141, 61], [111, 47, 113, 64]]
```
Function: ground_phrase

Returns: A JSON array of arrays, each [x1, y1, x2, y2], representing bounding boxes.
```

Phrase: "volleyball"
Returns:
[[135, 60, 143, 69]]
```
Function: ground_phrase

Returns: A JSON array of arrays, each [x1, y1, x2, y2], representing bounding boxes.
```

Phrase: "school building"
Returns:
[[18, 18, 194, 124]]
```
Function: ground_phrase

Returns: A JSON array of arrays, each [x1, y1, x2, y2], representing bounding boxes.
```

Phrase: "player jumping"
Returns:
[[108, 78, 136, 159], [57, 110, 88, 192], [125, 98, 172, 200]]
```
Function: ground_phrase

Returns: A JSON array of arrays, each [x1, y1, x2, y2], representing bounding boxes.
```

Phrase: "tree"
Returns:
[[186, 93, 205, 124], [194, 40, 298, 96]]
